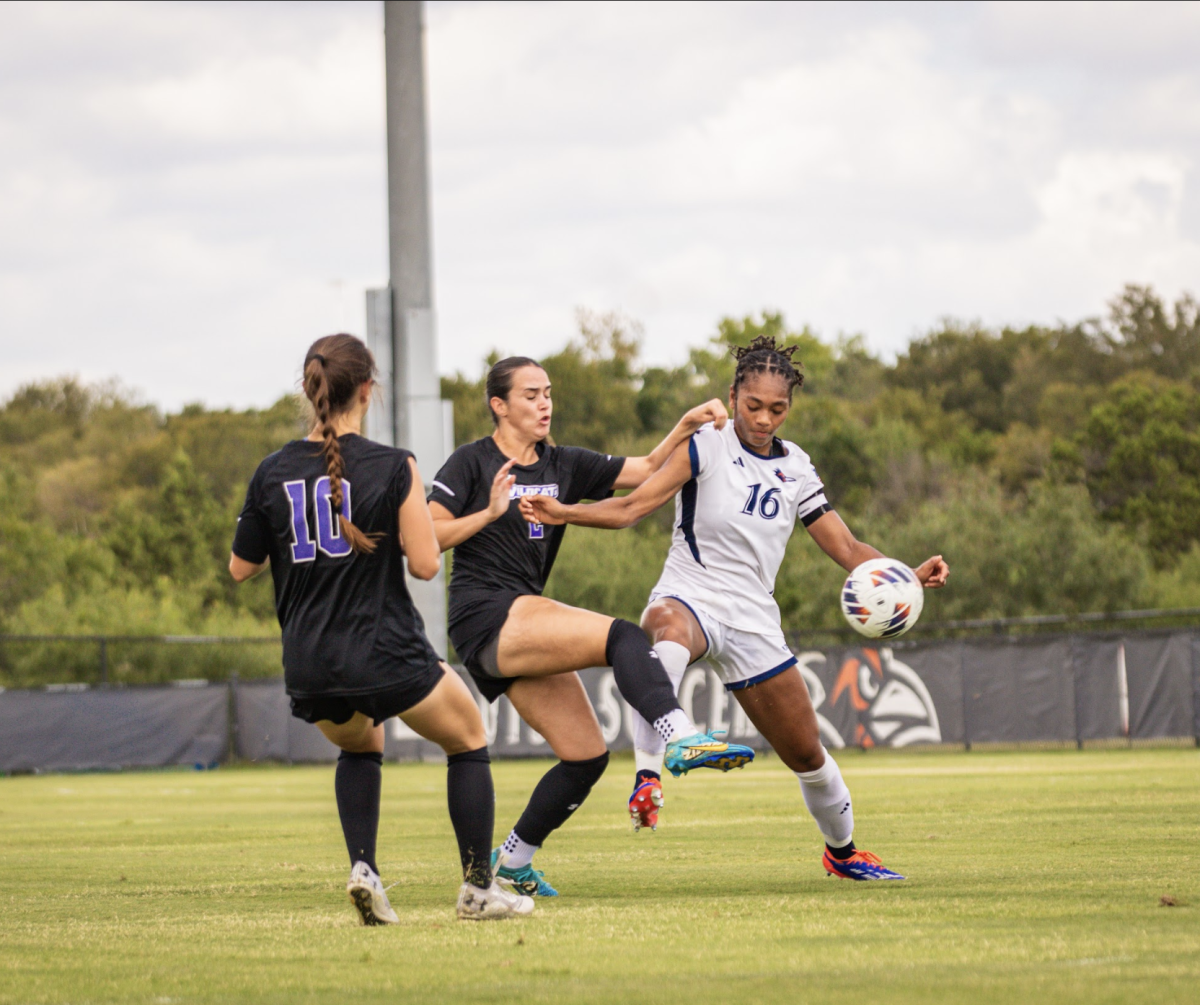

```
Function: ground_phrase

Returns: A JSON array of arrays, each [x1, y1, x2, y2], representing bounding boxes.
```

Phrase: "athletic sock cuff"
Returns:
[[563, 750, 610, 769], [447, 746, 491, 765], [795, 748, 835, 786], [338, 749, 384, 766]]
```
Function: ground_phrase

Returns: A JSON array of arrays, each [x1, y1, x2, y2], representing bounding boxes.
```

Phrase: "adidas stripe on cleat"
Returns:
[[822, 848, 905, 881], [629, 778, 664, 831], [664, 732, 755, 777]]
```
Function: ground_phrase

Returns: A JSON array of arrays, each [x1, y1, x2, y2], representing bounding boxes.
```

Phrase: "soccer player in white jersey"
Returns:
[[520, 335, 950, 880]]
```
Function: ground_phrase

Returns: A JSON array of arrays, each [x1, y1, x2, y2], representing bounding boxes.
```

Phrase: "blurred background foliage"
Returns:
[[4, 283, 1200, 683]]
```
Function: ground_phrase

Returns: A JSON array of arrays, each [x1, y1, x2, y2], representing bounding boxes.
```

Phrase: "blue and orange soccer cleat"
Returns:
[[822, 848, 905, 880], [664, 731, 755, 777], [629, 777, 664, 831]]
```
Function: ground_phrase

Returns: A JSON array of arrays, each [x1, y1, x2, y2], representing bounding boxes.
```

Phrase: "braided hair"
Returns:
[[730, 335, 804, 399], [302, 334, 380, 555]]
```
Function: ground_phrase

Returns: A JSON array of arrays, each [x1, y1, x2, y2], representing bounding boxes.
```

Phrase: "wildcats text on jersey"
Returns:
[[510, 483, 559, 539]]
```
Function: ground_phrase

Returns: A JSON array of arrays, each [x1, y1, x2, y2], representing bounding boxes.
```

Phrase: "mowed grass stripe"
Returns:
[[1, 748, 1197, 1004]]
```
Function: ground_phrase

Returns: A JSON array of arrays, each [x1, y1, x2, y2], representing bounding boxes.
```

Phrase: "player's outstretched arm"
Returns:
[[521, 443, 694, 529], [806, 511, 950, 587], [397, 458, 442, 580], [429, 458, 516, 552], [612, 399, 727, 489]]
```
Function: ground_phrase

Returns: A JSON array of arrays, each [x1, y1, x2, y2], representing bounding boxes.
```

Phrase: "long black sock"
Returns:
[[605, 619, 681, 725], [447, 747, 495, 888], [512, 751, 610, 848], [335, 749, 383, 874]]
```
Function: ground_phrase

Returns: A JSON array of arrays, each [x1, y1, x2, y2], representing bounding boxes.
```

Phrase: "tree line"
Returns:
[[3, 283, 1199, 684]]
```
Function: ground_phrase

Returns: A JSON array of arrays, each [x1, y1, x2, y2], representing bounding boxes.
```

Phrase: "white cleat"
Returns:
[[456, 880, 535, 921], [347, 861, 400, 926]]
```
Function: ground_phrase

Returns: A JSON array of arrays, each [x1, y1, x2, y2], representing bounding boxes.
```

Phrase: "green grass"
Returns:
[[2, 749, 1198, 1005]]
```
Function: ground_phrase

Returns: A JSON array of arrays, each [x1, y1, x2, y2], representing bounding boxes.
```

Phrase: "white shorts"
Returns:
[[646, 591, 797, 690]]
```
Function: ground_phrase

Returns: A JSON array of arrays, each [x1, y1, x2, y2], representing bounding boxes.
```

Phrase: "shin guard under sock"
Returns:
[[335, 749, 383, 875], [606, 620, 685, 726], [512, 751, 610, 849], [446, 747, 495, 888], [796, 748, 854, 848]]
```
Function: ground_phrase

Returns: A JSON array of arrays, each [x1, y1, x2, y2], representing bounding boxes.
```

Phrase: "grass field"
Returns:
[[2, 748, 1198, 1005]]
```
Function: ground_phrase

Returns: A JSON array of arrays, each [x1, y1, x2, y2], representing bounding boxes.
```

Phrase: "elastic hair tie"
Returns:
[[312, 353, 326, 366]]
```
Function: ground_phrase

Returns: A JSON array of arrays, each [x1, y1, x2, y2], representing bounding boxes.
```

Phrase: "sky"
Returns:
[[2, 0, 1200, 411]]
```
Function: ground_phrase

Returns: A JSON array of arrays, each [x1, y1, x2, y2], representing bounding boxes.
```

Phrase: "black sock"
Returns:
[[635, 768, 661, 788], [513, 751, 610, 848], [447, 747, 495, 888], [335, 749, 383, 874], [606, 620, 680, 724], [827, 840, 857, 860]]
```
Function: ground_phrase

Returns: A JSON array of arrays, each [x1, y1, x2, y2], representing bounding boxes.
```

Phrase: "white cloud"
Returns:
[[0, 0, 1199, 408]]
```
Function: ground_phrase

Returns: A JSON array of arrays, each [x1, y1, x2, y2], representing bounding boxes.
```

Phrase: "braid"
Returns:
[[303, 338, 380, 556], [730, 334, 804, 398]]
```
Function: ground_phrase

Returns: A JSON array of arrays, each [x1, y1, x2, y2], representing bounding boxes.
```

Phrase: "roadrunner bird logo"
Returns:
[[797, 648, 941, 749]]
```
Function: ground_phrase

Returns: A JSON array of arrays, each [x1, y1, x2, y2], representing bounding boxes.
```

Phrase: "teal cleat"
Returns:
[[663, 731, 755, 777], [490, 849, 559, 897]]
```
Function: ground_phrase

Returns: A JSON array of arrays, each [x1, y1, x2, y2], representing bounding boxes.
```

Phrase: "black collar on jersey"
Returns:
[[738, 435, 787, 460], [486, 435, 548, 471]]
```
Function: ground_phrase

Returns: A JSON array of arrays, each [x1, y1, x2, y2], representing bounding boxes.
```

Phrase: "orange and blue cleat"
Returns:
[[628, 777, 664, 831], [822, 847, 905, 880]]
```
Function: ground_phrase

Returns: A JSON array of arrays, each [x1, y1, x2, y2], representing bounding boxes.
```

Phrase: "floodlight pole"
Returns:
[[367, 0, 449, 656]]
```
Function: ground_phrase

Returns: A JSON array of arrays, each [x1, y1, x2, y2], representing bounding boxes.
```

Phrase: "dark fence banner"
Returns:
[[0, 683, 227, 773], [2, 629, 1198, 771]]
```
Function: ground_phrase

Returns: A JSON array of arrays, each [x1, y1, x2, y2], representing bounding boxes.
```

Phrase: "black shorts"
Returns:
[[288, 662, 444, 726], [448, 590, 524, 703]]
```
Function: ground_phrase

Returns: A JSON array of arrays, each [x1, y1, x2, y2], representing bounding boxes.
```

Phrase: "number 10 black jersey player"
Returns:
[[229, 334, 531, 922]]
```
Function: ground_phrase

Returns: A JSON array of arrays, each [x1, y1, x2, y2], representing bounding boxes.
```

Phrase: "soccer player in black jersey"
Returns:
[[229, 334, 532, 923], [428, 356, 755, 896]]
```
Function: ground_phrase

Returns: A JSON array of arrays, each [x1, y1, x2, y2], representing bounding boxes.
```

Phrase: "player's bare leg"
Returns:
[[494, 596, 748, 776], [733, 669, 904, 880]]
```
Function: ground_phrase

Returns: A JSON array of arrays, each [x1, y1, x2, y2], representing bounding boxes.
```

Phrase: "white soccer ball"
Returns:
[[840, 558, 924, 639]]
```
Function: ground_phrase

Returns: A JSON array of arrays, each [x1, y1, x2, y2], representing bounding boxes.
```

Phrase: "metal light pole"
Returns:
[[367, 0, 451, 656]]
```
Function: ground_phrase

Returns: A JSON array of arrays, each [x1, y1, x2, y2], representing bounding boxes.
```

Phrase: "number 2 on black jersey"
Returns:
[[284, 477, 355, 562]]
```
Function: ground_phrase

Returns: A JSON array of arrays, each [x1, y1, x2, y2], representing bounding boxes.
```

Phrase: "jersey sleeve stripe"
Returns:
[[431, 479, 455, 497], [797, 487, 824, 507], [678, 477, 705, 567], [688, 435, 701, 479], [800, 502, 833, 527]]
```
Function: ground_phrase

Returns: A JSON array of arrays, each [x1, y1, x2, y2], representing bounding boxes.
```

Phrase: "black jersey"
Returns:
[[231, 435, 440, 697], [428, 437, 625, 629]]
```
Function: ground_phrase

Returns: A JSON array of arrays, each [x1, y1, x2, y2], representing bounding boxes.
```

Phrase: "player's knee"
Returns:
[[639, 602, 689, 646], [792, 744, 826, 774], [561, 750, 610, 791]]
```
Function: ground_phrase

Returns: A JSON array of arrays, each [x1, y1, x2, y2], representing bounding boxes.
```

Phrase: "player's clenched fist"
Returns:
[[680, 398, 728, 432]]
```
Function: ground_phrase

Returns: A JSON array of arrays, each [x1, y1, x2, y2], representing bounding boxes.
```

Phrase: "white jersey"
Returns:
[[651, 421, 830, 635]]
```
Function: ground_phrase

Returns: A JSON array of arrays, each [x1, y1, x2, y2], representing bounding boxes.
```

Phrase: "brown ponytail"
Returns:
[[302, 334, 381, 555]]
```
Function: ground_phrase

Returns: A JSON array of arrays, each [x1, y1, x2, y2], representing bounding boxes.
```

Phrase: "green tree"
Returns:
[[1081, 373, 1200, 561]]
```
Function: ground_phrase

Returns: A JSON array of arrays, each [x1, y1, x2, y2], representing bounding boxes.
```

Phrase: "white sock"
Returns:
[[500, 830, 538, 869], [634, 641, 690, 773], [795, 748, 854, 848], [653, 708, 696, 744]]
